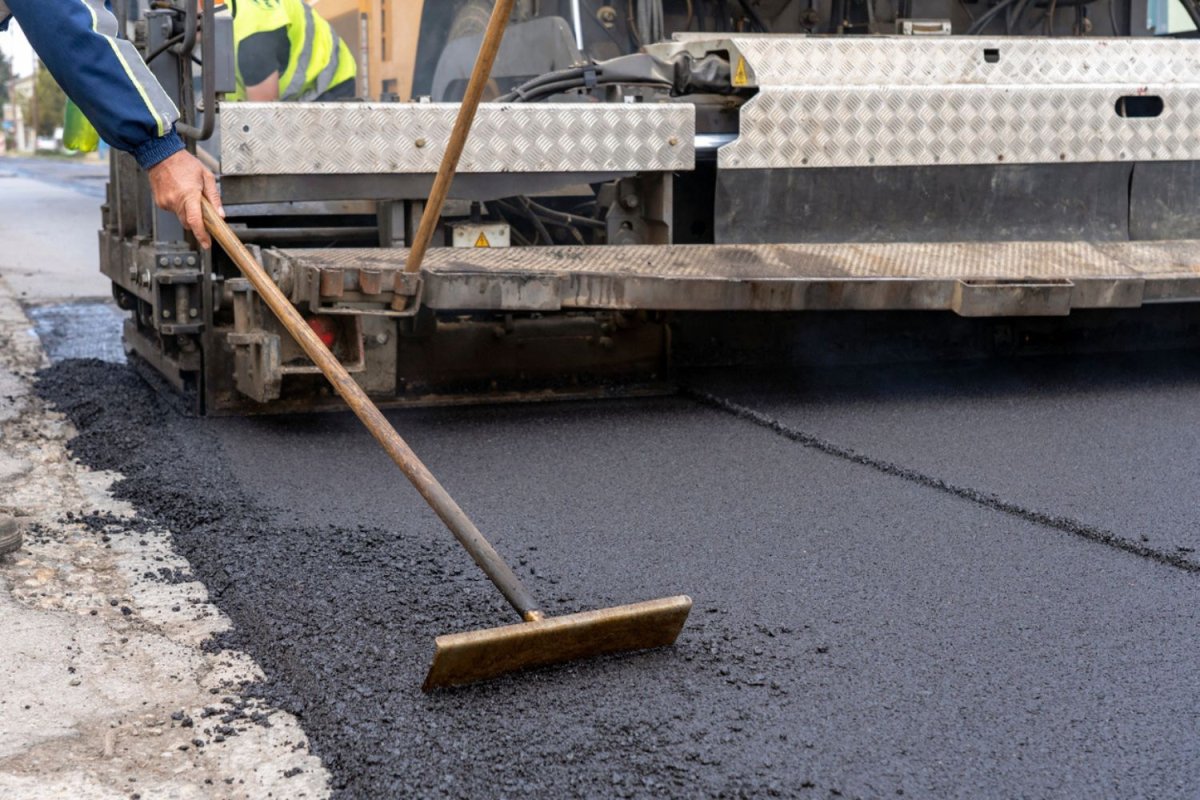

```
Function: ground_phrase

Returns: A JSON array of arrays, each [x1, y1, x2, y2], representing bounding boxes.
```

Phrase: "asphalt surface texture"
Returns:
[[17, 155, 1200, 799], [0, 155, 112, 303], [0, 155, 109, 198], [34, 347, 1200, 799]]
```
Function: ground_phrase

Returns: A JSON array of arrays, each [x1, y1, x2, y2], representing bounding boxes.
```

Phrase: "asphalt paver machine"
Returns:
[[101, 0, 1200, 415]]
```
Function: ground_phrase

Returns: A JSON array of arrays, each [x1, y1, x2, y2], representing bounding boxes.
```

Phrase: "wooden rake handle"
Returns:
[[404, 0, 518, 275], [201, 197, 542, 621]]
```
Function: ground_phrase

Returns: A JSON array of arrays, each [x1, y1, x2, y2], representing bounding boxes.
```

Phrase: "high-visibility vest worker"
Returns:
[[230, 0, 357, 102]]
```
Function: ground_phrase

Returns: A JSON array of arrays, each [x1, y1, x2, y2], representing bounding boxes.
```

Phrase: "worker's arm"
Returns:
[[3, 0, 223, 247], [245, 72, 283, 102], [238, 27, 290, 101]]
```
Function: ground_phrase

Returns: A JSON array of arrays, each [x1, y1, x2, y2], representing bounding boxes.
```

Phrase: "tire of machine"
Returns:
[[446, 1, 507, 100], [449, 1, 490, 39], [446, 0, 539, 46]]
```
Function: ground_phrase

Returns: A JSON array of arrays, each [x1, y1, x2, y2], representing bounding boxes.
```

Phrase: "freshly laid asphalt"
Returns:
[[689, 353, 1200, 565], [15, 155, 1200, 799], [37, 352, 1200, 799]]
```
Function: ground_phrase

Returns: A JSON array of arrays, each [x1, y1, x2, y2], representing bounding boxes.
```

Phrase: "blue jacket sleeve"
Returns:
[[6, 0, 185, 169]]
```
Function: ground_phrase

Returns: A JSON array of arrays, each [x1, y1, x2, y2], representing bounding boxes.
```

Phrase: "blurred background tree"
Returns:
[[0, 50, 13, 106], [21, 63, 67, 137]]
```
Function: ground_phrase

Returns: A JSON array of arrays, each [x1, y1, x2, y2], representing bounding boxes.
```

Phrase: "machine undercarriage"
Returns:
[[99, 1, 1200, 413]]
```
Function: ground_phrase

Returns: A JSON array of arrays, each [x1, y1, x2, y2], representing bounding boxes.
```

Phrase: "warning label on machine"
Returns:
[[450, 223, 511, 249], [733, 57, 749, 87]]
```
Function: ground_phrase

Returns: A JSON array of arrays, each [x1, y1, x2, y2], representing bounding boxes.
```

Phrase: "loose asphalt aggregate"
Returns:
[[34, 348, 1200, 799]]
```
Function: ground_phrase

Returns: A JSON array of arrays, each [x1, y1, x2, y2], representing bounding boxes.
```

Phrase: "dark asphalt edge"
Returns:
[[685, 387, 1200, 575], [23, 296, 118, 307]]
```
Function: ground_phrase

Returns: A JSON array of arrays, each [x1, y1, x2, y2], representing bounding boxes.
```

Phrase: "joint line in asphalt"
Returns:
[[685, 388, 1200, 575]]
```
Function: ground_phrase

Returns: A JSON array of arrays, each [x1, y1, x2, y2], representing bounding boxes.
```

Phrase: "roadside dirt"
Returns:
[[0, 282, 328, 800]]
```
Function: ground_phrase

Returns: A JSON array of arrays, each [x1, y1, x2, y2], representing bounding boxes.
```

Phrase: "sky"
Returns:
[[1, 21, 35, 78]]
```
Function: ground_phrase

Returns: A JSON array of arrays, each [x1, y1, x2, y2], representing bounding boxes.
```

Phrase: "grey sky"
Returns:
[[1, 21, 35, 78]]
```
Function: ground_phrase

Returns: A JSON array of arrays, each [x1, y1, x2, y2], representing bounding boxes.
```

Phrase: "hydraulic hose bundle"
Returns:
[[497, 50, 737, 103]]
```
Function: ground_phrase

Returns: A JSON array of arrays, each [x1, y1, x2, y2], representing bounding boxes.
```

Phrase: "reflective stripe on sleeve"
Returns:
[[78, 0, 178, 136]]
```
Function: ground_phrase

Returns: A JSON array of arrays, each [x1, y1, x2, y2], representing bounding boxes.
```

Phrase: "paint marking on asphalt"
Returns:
[[686, 387, 1200, 574]]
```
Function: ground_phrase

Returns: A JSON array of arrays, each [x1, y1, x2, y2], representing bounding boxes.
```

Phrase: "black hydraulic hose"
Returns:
[[496, 198, 554, 244], [967, 0, 1022, 33], [499, 50, 725, 104], [733, 0, 771, 30], [485, 201, 533, 246], [513, 64, 592, 92], [502, 75, 672, 103], [966, 0, 1006, 33], [497, 198, 597, 245], [144, 33, 185, 63], [535, 215, 587, 244], [503, 78, 589, 102], [524, 198, 607, 229], [497, 64, 597, 102], [562, 223, 588, 245], [516, 197, 555, 245], [1007, 0, 1033, 33]]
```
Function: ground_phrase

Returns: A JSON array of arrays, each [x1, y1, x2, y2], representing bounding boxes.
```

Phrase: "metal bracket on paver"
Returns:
[[264, 250, 426, 318]]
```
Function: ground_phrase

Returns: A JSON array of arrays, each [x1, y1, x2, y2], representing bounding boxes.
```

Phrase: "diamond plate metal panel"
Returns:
[[275, 239, 1200, 312], [720, 84, 1200, 169], [664, 35, 1200, 88], [279, 239, 1200, 281], [655, 37, 1200, 169], [220, 103, 694, 176]]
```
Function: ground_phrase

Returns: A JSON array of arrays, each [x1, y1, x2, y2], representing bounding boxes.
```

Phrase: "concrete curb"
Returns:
[[0, 277, 330, 799]]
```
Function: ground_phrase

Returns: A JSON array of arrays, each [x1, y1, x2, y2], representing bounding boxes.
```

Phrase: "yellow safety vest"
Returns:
[[232, 0, 356, 101]]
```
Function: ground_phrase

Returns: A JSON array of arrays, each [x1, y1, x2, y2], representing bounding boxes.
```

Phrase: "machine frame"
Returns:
[[99, 1, 1200, 414]]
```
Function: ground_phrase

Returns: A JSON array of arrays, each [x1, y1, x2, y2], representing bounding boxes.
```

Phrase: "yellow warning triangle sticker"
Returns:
[[474, 232, 491, 248], [732, 57, 749, 87]]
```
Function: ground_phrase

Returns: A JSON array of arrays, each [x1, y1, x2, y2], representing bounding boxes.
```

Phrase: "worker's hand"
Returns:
[[147, 150, 224, 250]]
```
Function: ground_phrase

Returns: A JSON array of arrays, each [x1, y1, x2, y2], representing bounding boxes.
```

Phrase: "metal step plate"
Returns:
[[663, 36, 1200, 89], [220, 103, 694, 176], [269, 239, 1200, 317], [656, 37, 1200, 169]]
